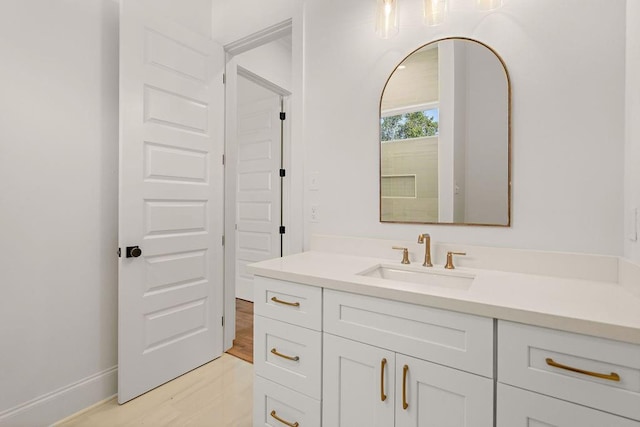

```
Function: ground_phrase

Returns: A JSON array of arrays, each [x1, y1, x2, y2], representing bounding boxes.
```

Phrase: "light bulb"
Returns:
[[375, 0, 399, 39], [423, 0, 448, 26]]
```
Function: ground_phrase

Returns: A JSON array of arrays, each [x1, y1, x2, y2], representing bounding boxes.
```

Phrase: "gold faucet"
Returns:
[[417, 234, 433, 267], [392, 246, 410, 264], [444, 251, 466, 269]]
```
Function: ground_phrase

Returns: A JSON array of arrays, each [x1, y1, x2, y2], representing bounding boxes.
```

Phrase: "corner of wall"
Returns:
[[625, 0, 640, 263]]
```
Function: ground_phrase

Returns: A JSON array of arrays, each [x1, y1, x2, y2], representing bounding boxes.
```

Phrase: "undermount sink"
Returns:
[[358, 264, 475, 290]]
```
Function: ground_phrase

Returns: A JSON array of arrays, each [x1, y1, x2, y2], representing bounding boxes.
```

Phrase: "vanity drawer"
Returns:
[[254, 315, 322, 399], [324, 289, 494, 377], [254, 276, 322, 331], [254, 375, 321, 427], [498, 321, 640, 421], [497, 383, 640, 426]]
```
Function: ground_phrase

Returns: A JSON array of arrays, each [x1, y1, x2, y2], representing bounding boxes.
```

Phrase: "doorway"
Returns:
[[234, 74, 288, 301], [223, 23, 293, 354]]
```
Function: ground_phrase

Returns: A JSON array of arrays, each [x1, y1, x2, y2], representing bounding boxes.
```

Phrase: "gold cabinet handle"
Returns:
[[270, 410, 299, 427], [545, 358, 620, 382], [402, 364, 409, 410], [271, 296, 300, 307], [271, 348, 300, 362], [380, 358, 387, 401]]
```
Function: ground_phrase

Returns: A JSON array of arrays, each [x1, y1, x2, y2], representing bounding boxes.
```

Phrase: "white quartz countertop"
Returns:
[[248, 251, 640, 344]]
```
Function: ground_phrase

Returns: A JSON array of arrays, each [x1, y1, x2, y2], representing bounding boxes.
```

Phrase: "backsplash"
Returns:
[[310, 234, 621, 283]]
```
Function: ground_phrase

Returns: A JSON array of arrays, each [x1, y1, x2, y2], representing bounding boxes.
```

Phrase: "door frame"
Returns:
[[222, 18, 303, 350], [231, 68, 291, 301]]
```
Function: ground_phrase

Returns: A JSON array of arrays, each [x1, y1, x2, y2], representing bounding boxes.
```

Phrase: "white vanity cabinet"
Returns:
[[322, 289, 494, 427], [322, 333, 493, 427], [253, 277, 323, 427], [498, 383, 640, 427], [497, 321, 640, 426], [251, 271, 640, 427]]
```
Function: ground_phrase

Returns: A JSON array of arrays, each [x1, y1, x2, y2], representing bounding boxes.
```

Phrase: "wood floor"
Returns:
[[226, 299, 254, 364], [55, 354, 253, 427]]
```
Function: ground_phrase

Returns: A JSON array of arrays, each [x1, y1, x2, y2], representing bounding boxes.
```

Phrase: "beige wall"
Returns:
[[381, 137, 438, 222]]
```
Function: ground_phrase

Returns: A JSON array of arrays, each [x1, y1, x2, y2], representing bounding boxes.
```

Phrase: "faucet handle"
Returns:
[[392, 246, 410, 264], [445, 251, 466, 269]]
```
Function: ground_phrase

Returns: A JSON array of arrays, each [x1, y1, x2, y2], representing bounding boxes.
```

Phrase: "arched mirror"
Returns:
[[380, 37, 511, 226]]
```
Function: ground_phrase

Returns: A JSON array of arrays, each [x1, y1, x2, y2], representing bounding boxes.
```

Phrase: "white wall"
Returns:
[[438, 41, 457, 222], [463, 41, 509, 225], [235, 39, 293, 92], [141, 0, 212, 38], [303, 0, 625, 255], [626, 0, 640, 262], [0, 0, 119, 423], [452, 42, 468, 224], [212, 0, 296, 45]]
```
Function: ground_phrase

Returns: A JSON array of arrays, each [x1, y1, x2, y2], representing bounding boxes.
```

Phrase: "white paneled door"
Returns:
[[118, 1, 224, 403], [235, 92, 282, 302]]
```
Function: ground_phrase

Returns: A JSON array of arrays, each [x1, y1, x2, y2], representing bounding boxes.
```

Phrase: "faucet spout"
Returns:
[[417, 234, 433, 267]]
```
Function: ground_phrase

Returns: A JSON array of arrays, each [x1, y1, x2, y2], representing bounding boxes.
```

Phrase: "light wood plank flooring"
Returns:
[[56, 354, 253, 427], [226, 299, 254, 364]]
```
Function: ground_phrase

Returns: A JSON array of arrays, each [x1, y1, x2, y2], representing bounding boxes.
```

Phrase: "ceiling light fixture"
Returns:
[[423, 0, 448, 26], [375, 0, 399, 39], [376, 0, 503, 38]]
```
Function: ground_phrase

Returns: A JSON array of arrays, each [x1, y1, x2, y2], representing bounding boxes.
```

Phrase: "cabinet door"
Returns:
[[396, 354, 493, 427], [497, 383, 640, 427], [323, 333, 395, 427]]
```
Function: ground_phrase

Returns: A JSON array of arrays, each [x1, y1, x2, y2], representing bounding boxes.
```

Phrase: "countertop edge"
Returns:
[[248, 264, 640, 345]]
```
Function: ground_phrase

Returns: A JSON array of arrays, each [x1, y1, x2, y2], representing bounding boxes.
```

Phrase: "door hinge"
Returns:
[[279, 112, 286, 120], [279, 168, 286, 177], [117, 248, 121, 258], [222, 154, 225, 165], [222, 235, 225, 246], [279, 226, 286, 234], [223, 73, 226, 84], [221, 316, 224, 327]]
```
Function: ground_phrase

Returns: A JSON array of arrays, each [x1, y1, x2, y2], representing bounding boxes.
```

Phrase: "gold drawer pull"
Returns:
[[270, 410, 299, 427], [271, 348, 300, 362], [545, 358, 621, 382], [402, 364, 409, 410], [380, 358, 387, 401], [271, 296, 300, 307]]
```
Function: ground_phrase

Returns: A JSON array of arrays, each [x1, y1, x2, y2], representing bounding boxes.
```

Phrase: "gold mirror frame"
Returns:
[[379, 37, 511, 227]]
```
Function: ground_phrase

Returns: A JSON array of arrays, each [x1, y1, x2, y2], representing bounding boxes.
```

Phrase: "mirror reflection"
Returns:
[[380, 38, 510, 226]]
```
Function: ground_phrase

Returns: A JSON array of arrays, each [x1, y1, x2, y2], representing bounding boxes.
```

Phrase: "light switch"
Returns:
[[309, 172, 319, 191]]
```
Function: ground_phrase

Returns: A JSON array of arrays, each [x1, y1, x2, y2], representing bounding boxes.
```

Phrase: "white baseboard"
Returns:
[[0, 366, 117, 427]]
